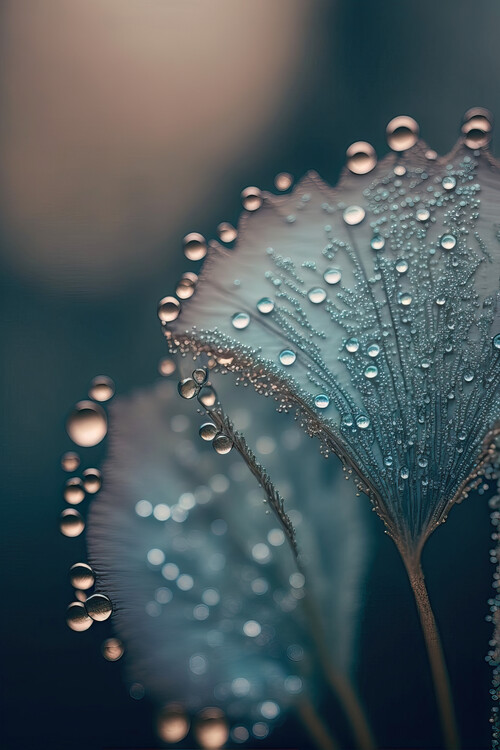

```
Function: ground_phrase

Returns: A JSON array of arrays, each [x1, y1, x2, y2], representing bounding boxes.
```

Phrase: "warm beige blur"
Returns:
[[0, 0, 321, 293]]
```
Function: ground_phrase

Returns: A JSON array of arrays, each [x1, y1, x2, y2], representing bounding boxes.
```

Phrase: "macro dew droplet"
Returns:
[[198, 386, 217, 408], [323, 267, 342, 284], [60, 509, 85, 537], [356, 415, 370, 429], [396, 259, 409, 273], [343, 205, 365, 226], [217, 222, 237, 243], [442, 176, 456, 191], [256, 297, 275, 314], [183, 232, 207, 261], [213, 434, 233, 454], [61, 451, 80, 472], [398, 292, 412, 306], [158, 296, 181, 323], [70, 563, 95, 590], [192, 368, 208, 385], [386, 115, 419, 151], [416, 207, 430, 222], [85, 593, 113, 621], [64, 477, 85, 505], [102, 637, 124, 662], [66, 601, 93, 632], [178, 378, 198, 400], [82, 468, 102, 494], [274, 172, 293, 191], [346, 337, 359, 353], [364, 365, 378, 379], [314, 394, 330, 409], [367, 344, 380, 357], [199, 422, 217, 441], [89, 375, 115, 402], [279, 349, 296, 366], [400, 466, 410, 480], [176, 275, 197, 300], [370, 235, 385, 251], [66, 401, 107, 447], [440, 234, 457, 251], [241, 187, 263, 211], [461, 107, 493, 149], [346, 141, 377, 175], [157, 704, 190, 744], [231, 312, 250, 329], [307, 287, 327, 304]]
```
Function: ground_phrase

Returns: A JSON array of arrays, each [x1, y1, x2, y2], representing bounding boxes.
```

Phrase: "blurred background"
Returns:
[[1, 0, 499, 747]]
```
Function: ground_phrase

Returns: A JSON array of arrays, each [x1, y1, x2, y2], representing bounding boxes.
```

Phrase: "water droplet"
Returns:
[[61, 451, 80, 472], [83, 468, 102, 494], [89, 375, 115, 402], [64, 477, 85, 505], [364, 365, 378, 379], [323, 267, 342, 284], [274, 172, 293, 191], [421, 358, 431, 369], [384, 455, 393, 467], [418, 456, 428, 468], [462, 107, 493, 148], [158, 296, 181, 322], [346, 141, 377, 174], [213, 434, 232, 454], [232, 312, 250, 329], [195, 708, 229, 750], [342, 415, 353, 428], [192, 368, 208, 385], [183, 232, 207, 261], [85, 593, 112, 621], [386, 115, 419, 151], [279, 349, 296, 366], [176, 274, 197, 299], [367, 344, 380, 357], [102, 637, 124, 662], [314, 394, 330, 409], [493, 334, 500, 350], [442, 176, 456, 191], [370, 235, 385, 251], [463, 370, 474, 382], [70, 563, 95, 590], [346, 337, 359, 353], [343, 205, 365, 226], [217, 222, 237, 243], [198, 386, 217, 408], [356, 415, 370, 429], [66, 601, 93, 631], [398, 292, 412, 306], [60, 509, 85, 537], [416, 207, 430, 222], [436, 297, 446, 306], [440, 234, 456, 251], [66, 401, 107, 447], [157, 705, 190, 744], [394, 165, 406, 176], [256, 297, 275, 314], [178, 378, 198, 399], [396, 259, 408, 273], [241, 187, 263, 211], [308, 287, 326, 304], [400, 466, 409, 479]]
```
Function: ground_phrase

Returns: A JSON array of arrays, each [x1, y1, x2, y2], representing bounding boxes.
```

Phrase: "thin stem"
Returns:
[[298, 696, 341, 750], [403, 553, 460, 750]]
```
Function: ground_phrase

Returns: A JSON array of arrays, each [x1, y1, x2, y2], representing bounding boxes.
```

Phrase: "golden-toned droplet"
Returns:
[[462, 107, 493, 148], [159, 357, 176, 376], [198, 385, 217, 407], [85, 593, 113, 621], [183, 232, 207, 261], [64, 477, 85, 505], [61, 451, 80, 472], [346, 141, 377, 174], [66, 601, 93, 631], [217, 222, 237, 243], [70, 563, 95, 590], [386, 115, 419, 151], [195, 708, 229, 749], [157, 296, 181, 323], [82, 468, 102, 494], [66, 401, 108, 447], [102, 637, 124, 662], [60, 508, 85, 537], [89, 375, 115, 402], [241, 186, 263, 211], [213, 433, 232, 454], [74, 589, 87, 602], [157, 704, 190, 743], [274, 172, 293, 191]]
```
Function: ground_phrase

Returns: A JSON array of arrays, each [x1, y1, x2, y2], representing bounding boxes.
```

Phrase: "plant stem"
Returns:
[[298, 696, 341, 750], [403, 555, 460, 750]]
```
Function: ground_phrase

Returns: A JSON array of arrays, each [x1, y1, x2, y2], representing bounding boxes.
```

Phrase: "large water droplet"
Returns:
[[213, 434, 232, 454], [314, 394, 330, 409], [66, 601, 93, 631], [60, 508, 85, 537], [274, 172, 293, 191], [346, 337, 359, 353], [178, 378, 198, 399], [85, 593, 113, 621], [463, 370, 474, 382], [231, 312, 250, 329], [83, 468, 102, 494], [61, 451, 80, 472], [367, 344, 380, 357], [217, 222, 237, 243], [400, 466, 409, 479], [396, 259, 408, 273], [198, 386, 217, 407], [64, 477, 85, 505], [416, 207, 430, 222], [102, 637, 124, 662], [70, 563, 95, 590], [356, 415, 370, 429], [89, 375, 115, 402], [398, 292, 412, 306], [183, 232, 207, 261], [308, 287, 326, 304], [346, 141, 377, 174], [241, 187, 263, 211], [199, 422, 217, 441], [279, 350, 296, 366], [158, 296, 181, 322], [157, 705, 190, 744], [462, 107, 493, 149], [440, 234, 456, 251], [370, 235, 385, 251], [66, 401, 107, 447], [386, 115, 419, 151], [442, 176, 456, 191], [323, 267, 342, 284], [256, 297, 275, 314], [343, 205, 365, 226], [364, 365, 378, 379]]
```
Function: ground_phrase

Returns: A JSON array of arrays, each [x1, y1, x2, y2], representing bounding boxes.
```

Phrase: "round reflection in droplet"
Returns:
[[102, 637, 124, 662], [85, 593, 113, 621], [183, 232, 207, 261], [213, 434, 233, 455], [64, 477, 85, 505], [279, 349, 296, 366], [66, 601, 93, 632], [158, 296, 181, 323], [89, 375, 115, 402], [356, 415, 370, 429], [343, 205, 365, 226], [60, 509, 85, 537], [241, 187, 263, 211], [157, 704, 190, 744], [217, 222, 237, 243], [83, 468, 102, 494], [200, 422, 217, 441], [176, 277, 196, 300], [61, 451, 80, 472], [66, 401, 107, 447], [274, 172, 293, 191], [395, 259, 408, 273], [231, 312, 250, 330], [364, 365, 378, 379], [346, 141, 377, 174], [386, 115, 419, 151], [70, 563, 95, 590], [195, 708, 229, 750]]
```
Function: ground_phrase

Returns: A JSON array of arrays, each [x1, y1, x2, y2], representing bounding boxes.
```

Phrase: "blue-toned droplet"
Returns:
[[232, 312, 250, 329], [364, 365, 378, 379], [314, 394, 330, 409], [343, 205, 365, 226], [370, 235, 385, 251], [356, 415, 370, 429], [442, 176, 456, 190], [346, 337, 359, 353], [256, 297, 275, 314], [367, 344, 380, 357], [279, 350, 296, 366], [440, 234, 457, 251], [323, 268, 342, 285], [400, 467, 409, 480], [398, 292, 412, 306]]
